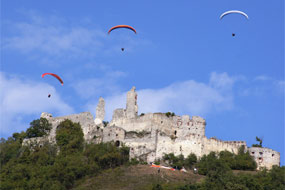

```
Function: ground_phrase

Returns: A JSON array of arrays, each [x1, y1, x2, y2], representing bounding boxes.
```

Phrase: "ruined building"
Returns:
[[23, 87, 280, 170]]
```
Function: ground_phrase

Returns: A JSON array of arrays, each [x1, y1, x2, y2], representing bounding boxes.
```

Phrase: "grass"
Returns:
[[73, 165, 205, 190]]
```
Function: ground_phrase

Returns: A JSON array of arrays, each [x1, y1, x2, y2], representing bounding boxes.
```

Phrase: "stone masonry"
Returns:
[[23, 87, 280, 170], [94, 97, 105, 127]]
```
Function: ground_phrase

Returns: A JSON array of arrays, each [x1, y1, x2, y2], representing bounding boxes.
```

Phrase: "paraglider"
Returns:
[[108, 25, 137, 34], [220, 10, 248, 37], [42, 73, 63, 98], [41, 73, 63, 85], [108, 25, 137, 51], [220, 10, 249, 20]]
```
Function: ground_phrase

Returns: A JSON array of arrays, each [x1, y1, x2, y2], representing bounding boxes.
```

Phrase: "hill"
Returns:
[[73, 165, 205, 190]]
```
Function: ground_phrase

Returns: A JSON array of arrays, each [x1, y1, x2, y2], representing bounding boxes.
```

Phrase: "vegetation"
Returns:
[[0, 118, 283, 190], [162, 153, 197, 170], [26, 118, 52, 138], [165, 112, 175, 117], [252, 136, 263, 147], [197, 146, 257, 174], [162, 147, 256, 173], [0, 119, 130, 190], [163, 153, 185, 170], [103, 121, 109, 127]]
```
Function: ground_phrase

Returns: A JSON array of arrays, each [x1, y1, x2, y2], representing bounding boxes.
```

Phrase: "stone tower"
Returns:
[[126, 86, 138, 119], [95, 97, 105, 125]]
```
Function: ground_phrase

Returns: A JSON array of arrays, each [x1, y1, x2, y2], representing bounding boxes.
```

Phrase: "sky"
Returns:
[[1, 0, 284, 164]]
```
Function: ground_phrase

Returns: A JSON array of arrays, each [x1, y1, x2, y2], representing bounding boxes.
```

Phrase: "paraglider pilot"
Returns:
[[48, 94, 51, 98], [121, 48, 125, 51]]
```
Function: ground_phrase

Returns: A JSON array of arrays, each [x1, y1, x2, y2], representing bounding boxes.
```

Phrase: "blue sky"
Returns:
[[1, 0, 284, 164]]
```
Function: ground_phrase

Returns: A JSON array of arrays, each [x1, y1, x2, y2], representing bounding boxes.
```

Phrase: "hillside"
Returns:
[[73, 165, 260, 190], [73, 165, 205, 190], [1, 118, 284, 190]]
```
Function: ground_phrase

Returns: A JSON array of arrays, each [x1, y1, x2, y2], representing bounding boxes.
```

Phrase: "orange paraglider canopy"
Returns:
[[41, 73, 63, 85], [108, 25, 137, 34]]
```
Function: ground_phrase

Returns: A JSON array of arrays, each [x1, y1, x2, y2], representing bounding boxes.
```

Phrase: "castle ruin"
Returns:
[[23, 87, 280, 170]]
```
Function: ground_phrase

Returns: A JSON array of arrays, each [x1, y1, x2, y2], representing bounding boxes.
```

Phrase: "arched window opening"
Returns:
[[174, 130, 177, 135]]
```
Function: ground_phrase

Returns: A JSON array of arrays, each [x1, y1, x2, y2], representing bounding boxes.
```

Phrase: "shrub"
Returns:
[[56, 119, 84, 154], [163, 153, 184, 170], [26, 118, 52, 138], [103, 121, 109, 127], [165, 112, 175, 117], [185, 153, 197, 169]]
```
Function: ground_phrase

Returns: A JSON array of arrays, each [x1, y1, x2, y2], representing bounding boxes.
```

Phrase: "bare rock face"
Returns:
[[95, 97, 105, 125], [126, 86, 138, 119]]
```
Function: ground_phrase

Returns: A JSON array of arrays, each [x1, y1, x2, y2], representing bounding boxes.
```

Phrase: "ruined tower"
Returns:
[[126, 86, 138, 119], [95, 97, 105, 125]]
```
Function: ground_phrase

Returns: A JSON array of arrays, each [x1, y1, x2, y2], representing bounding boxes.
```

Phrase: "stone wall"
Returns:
[[202, 138, 247, 155], [248, 147, 280, 170], [27, 112, 99, 145]]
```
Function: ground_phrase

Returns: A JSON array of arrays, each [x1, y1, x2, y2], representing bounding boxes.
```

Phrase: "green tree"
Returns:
[[26, 118, 52, 138], [152, 184, 163, 190], [163, 153, 184, 169], [218, 150, 235, 169], [233, 146, 257, 170], [56, 119, 84, 154], [0, 131, 26, 166], [196, 152, 231, 175], [252, 136, 263, 147], [185, 153, 197, 169]]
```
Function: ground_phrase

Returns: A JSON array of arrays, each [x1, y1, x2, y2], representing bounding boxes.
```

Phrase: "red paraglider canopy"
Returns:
[[108, 25, 137, 34], [41, 73, 63, 85]]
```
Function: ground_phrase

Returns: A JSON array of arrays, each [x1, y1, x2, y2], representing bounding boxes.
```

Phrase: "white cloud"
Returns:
[[72, 78, 122, 99], [91, 72, 237, 121], [275, 80, 285, 93], [2, 13, 151, 63], [210, 72, 246, 90], [0, 73, 74, 137], [71, 70, 127, 99], [240, 75, 284, 96], [3, 20, 106, 58], [254, 75, 271, 81]]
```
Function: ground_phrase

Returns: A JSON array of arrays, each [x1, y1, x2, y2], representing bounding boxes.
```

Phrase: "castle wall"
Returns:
[[22, 87, 280, 171], [40, 112, 98, 144], [22, 136, 49, 147], [103, 126, 125, 144], [202, 138, 247, 155], [155, 133, 204, 161], [248, 147, 280, 170]]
